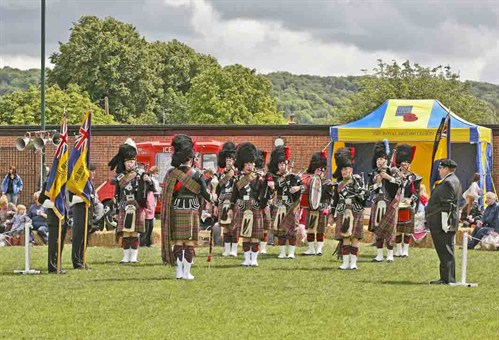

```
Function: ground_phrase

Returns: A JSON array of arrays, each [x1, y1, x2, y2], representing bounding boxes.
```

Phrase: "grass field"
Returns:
[[0, 242, 498, 339]]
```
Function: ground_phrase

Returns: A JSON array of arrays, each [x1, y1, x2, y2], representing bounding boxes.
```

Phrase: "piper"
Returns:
[[160, 134, 215, 280], [267, 145, 302, 259], [332, 147, 367, 270]]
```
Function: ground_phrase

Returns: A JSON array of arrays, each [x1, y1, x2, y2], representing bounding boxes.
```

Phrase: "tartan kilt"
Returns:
[[233, 200, 264, 240], [334, 207, 364, 240], [262, 205, 272, 231], [171, 209, 200, 241], [396, 207, 415, 234], [220, 221, 236, 233], [374, 204, 397, 243], [271, 204, 298, 238], [300, 208, 327, 234], [368, 196, 390, 232], [117, 208, 145, 233]]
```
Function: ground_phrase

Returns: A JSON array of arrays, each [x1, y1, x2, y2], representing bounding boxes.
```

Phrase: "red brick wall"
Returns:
[[2, 124, 498, 206], [0, 125, 330, 205]]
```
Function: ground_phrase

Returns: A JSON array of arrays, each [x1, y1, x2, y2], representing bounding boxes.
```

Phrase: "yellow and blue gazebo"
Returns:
[[330, 99, 493, 193]]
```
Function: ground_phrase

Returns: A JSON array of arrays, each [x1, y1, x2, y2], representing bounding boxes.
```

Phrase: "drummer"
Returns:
[[393, 144, 422, 258], [299, 151, 328, 256]]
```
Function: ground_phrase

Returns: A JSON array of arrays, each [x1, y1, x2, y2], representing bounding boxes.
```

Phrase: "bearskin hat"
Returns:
[[218, 141, 236, 169], [333, 147, 354, 180], [306, 151, 327, 174], [372, 139, 390, 169], [171, 134, 194, 168], [255, 149, 267, 170], [108, 138, 137, 173], [395, 144, 416, 166], [268, 145, 290, 174], [235, 142, 257, 171]]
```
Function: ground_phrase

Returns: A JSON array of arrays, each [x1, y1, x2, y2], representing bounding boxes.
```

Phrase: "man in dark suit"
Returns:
[[426, 159, 462, 284]]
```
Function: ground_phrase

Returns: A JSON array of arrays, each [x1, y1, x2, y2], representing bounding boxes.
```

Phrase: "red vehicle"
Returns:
[[96, 139, 222, 228]]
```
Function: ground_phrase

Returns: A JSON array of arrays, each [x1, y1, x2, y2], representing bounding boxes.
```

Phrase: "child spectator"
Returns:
[[7, 204, 31, 245], [27, 192, 49, 244], [3, 202, 17, 233], [0, 195, 8, 233]]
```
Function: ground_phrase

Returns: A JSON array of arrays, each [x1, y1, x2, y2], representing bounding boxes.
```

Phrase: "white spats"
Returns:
[[316, 242, 324, 256], [260, 241, 267, 254], [176, 258, 183, 279], [402, 243, 410, 257], [130, 249, 138, 263], [222, 243, 231, 257], [278, 246, 287, 259], [230, 243, 238, 257], [182, 258, 194, 280], [250, 251, 259, 267], [303, 242, 315, 255], [350, 254, 358, 270], [395, 243, 403, 257], [339, 254, 350, 270], [120, 249, 130, 263], [386, 249, 394, 263], [241, 251, 251, 266]]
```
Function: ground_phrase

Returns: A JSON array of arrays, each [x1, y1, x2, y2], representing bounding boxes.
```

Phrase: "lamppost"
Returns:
[[40, 0, 46, 182]]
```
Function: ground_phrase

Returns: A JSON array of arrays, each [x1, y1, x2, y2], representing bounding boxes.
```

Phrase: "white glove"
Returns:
[[441, 212, 450, 233]]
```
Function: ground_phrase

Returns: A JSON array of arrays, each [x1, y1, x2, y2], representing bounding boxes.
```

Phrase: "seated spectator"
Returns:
[[460, 199, 483, 228], [462, 173, 483, 216], [7, 204, 31, 245], [27, 192, 49, 244], [468, 192, 499, 249], [0, 195, 8, 233], [3, 203, 17, 233]]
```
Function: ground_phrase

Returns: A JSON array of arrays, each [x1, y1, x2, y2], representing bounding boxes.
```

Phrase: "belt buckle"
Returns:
[[126, 194, 135, 201], [345, 198, 352, 204], [243, 195, 250, 201]]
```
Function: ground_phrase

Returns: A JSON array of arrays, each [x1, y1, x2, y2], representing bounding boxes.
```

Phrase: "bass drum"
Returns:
[[308, 175, 322, 211]]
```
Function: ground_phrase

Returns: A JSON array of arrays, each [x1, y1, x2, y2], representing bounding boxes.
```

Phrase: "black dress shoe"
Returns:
[[429, 279, 448, 285]]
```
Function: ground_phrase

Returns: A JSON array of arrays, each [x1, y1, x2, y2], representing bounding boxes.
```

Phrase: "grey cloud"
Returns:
[[0, 0, 194, 57], [207, 0, 498, 57]]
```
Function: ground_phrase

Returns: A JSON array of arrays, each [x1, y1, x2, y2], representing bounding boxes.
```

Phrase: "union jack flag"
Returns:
[[67, 112, 92, 206], [45, 114, 69, 219]]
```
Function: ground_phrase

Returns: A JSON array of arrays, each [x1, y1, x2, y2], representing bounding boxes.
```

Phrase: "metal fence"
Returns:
[[0, 147, 39, 206]]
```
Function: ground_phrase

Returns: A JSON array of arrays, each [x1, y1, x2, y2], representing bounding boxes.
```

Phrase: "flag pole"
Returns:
[[57, 218, 62, 274], [83, 204, 89, 269]]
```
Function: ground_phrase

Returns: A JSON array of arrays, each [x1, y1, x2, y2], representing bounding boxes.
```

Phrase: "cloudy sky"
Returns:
[[1, 0, 498, 83]]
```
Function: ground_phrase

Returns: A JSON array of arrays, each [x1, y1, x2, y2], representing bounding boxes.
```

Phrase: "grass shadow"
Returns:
[[272, 266, 335, 271], [92, 276, 173, 282]]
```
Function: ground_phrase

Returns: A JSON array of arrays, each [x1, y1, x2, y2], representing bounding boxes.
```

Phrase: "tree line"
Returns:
[[1, 16, 497, 125]]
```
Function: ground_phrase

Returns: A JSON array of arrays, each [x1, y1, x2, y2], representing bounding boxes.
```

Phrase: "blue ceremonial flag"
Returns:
[[44, 114, 69, 219], [66, 111, 92, 206], [430, 110, 452, 188]]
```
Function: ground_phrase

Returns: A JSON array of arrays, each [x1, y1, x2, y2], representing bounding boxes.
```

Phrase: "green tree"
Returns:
[[48, 16, 161, 123], [341, 60, 494, 123], [0, 67, 40, 96], [148, 40, 219, 123], [186, 65, 284, 124], [0, 84, 113, 125]]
